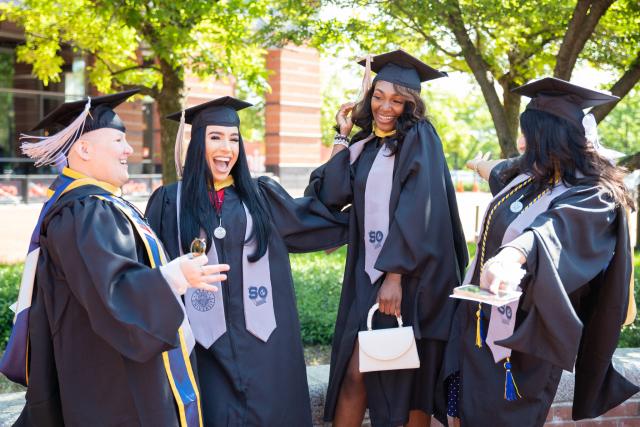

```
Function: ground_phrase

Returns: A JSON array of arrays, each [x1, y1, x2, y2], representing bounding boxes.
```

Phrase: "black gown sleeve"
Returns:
[[496, 186, 638, 418], [373, 122, 468, 339], [488, 157, 518, 195], [44, 197, 184, 363], [257, 176, 349, 253], [374, 122, 467, 278], [304, 148, 353, 210]]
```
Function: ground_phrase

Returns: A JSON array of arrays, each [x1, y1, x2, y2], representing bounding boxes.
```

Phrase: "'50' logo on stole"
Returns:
[[368, 230, 384, 249], [248, 286, 269, 306]]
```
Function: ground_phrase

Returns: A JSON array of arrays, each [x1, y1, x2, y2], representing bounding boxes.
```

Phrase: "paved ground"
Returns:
[[0, 200, 148, 264]]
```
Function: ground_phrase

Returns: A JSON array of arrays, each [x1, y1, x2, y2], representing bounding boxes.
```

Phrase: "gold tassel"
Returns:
[[475, 303, 483, 348]]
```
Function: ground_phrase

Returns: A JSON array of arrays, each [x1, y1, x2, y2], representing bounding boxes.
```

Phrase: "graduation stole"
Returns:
[[93, 193, 203, 427], [0, 167, 114, 386], [348, 132, 395, 285], [176, 182, 276, 348], [464, 173, 571, 400]]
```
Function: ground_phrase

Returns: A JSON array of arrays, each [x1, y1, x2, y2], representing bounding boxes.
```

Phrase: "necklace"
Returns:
[[209, 189, 226, 239]]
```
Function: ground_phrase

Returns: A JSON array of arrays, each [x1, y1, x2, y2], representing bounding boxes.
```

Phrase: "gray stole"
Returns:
[[468, 174, 572, 362], [349, 133, 395, 284], [178, 182, 276, 348]]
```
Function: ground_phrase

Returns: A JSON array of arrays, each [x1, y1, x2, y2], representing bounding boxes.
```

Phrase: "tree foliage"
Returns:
[[296, 0, 640, 157], [0, 0, 272, 182]]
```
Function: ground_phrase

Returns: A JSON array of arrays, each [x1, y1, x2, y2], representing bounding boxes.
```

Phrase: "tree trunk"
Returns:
[[554, 0, 614, 80], [502, 80, 521, 155], [156, 59, 184, 185], [591, 53, 640, 123], [444, 0, 518, 157]]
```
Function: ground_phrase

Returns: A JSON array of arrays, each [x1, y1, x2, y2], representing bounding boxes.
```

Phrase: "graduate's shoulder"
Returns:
[[149, 181, 178, 204], [254, 175, 288, 196], [552, 181, 618, 212], [42, 187, 127, 236]]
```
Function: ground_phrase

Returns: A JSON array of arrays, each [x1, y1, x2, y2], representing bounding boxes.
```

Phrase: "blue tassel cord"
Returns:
[[504, 358, 522, 401]]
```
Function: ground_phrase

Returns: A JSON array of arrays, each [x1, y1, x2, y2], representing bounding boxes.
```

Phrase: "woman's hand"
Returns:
[[479, 248, 526, 294], [377, 273, 402, 316], [336, 102, 355, 136], [466, 151, 491, 173], [180, 254, 230, 291]]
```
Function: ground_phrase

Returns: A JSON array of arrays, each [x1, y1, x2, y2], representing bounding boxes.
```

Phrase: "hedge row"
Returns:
[[0, 244, 639, 348]]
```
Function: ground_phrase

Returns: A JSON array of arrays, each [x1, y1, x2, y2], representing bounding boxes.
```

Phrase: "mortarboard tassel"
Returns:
[[475, 302, 486, 348], [20, 98, 91, 167], [174, 109, 186, 179], [355, 54, 374, 103], [504, 358, 522, 401]]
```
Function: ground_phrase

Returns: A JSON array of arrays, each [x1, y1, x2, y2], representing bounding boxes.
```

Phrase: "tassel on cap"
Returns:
[[356, 54, 373, 103], [174, 109, 186, 179], [20, 98, 91, 167], [504, 358, 522, 401]]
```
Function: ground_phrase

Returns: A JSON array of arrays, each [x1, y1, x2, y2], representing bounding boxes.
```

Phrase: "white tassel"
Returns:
[[174, 109, 186, 179], [582, 113, 600, 149], [583, 112, 625, 162], [21, 98, 92, 167], [357, 54, 374, 102]]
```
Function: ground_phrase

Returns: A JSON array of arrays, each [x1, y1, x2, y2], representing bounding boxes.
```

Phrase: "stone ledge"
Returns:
[[307, 348, 640, 426], [1, 349, 638, 426]]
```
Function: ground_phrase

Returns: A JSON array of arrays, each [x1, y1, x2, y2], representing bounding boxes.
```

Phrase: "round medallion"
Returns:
[[190, 237, 207, 256], [214, 226, 227, 239], [191, 289, 216, 312], [510, 201, 523, 213]]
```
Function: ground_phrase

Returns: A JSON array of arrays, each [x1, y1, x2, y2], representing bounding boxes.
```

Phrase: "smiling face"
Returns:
[[204, 125, 240, 183], [68, 128, 133, 187], [370, 80, 407, 133]]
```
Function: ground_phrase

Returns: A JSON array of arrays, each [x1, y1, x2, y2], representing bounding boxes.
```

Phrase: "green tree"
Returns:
[[300, 0, 640, 157], [0, 0, 271, 183], [424, 81, 498, 169]]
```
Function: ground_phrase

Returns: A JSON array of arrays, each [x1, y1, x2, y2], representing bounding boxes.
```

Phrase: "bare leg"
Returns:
[[405, 410, 430, 427], [333, 342, 367, 427], [447, 416, 461, 427]]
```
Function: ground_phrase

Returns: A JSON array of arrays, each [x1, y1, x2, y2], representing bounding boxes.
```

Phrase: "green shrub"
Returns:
[[290, 247, 346, 345], [618, 251, 640, 347], [1, 243, 639, 351], [0, 264, 22, 350]]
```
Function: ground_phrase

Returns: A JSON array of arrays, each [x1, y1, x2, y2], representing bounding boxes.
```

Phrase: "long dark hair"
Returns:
[[502, 109, 633, 208], [348, 81, 428, 154], [179, 126, 271, 261]]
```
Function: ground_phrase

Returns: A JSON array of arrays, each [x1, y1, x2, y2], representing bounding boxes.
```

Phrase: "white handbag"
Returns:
[[358, 303, 420, 373]]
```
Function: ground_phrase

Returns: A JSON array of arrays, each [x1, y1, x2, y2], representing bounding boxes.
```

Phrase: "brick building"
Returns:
[[0, 21, 325, 202]]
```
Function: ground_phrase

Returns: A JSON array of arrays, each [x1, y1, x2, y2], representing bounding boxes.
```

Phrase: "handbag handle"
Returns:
[[366, 303, 403, 331]]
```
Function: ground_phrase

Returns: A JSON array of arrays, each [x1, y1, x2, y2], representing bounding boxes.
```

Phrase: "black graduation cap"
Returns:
[[512, 77, 619, 129], [21, 89, 139, 167], [166, 96, 253, 130], [358, 49, 446, 92], [167, 96, 253, 179], [32, 88, 140, 133]]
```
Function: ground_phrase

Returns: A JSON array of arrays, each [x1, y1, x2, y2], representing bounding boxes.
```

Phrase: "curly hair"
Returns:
[[346, 81, 429, 155]]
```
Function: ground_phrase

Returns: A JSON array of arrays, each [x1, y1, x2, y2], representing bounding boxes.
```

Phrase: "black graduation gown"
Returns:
[[145, 176, 349, 427], [16, 184, 186, 427], [444, 163, 639, 427], [305, 121, 468, 427]]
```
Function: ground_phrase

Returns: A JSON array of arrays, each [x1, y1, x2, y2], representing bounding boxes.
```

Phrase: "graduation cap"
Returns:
[[21, 89, 139, 168], [357, 49, 446, 92], [512, 77, 619, 130], [166, 96, 253, 178]]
